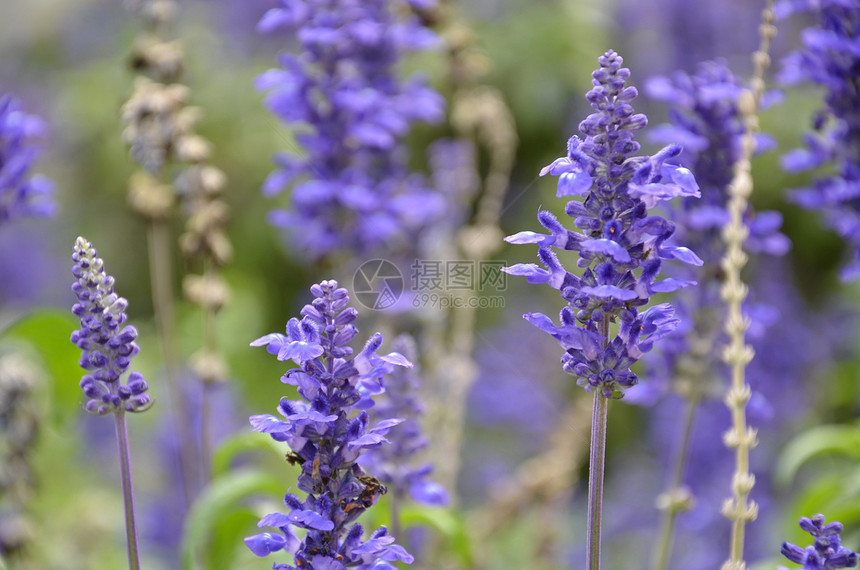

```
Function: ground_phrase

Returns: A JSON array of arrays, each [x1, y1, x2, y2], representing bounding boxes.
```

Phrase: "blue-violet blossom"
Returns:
[[245, 280, 415, 569], [361, 334, 448, 507], [779, 514, 858, 569], [776, 0, 860, 279], [0, 93, 54, 224], [70, 237, 151, 415], [646, 59, 789, 264], [635, 59, 790, 403], [256, 0, 445, 257], [502, 50, 702, 399]]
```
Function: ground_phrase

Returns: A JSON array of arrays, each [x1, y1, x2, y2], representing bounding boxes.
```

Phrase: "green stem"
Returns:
[[147, 221, 195, 503], [200, 380, 211, 482], [199, 266, 216, 482], [651, 396, 699, 570], [114, 411, 141, 570], [391, 490, 402, 545], [586, 391, 609, 570]]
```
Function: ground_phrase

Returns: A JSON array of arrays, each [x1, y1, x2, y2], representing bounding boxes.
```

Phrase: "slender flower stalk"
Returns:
[[502, 50, 701, 569], [245, 280, 414, 568], [586, 368, 608, 568], [70, 237, 152, 570], [779, 515, 858, 569], [406, 2, 518, 502], [643, 57, 789, 570], [718, 4, 777, 569], [123, 0, 233, 491], [433, 87, 518, 499]]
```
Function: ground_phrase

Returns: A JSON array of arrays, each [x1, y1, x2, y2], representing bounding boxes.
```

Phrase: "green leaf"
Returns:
[[790, 473, 860, 533], [181, 469, 284, 570], [211, 430, 288, 478], [776, 423, 860, 486], [400, 505, 474, 565], [1, 309, 82, 425], [207, 507, 261, 570]]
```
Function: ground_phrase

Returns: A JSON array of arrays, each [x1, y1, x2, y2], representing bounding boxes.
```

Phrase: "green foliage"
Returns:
[[1, 309, 82, 424], [181, 469, 284, 570], [776, 422, 860, 486]]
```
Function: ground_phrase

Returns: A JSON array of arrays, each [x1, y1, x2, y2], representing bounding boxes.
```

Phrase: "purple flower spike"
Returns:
[[0, 93, 55, 224], [247, 280, 412, 567], [646, 59, 789, 267], [71, 237, 151, 414], [504, 50, 698, 399], [776, 1, 860, 279], [256, 0, 445, 258], [361, 334, 449, 511], [780, 514, 858, 569], [70, 236, 148, 569]]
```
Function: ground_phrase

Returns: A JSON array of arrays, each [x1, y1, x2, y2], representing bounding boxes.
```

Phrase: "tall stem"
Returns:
[[651, 396, 699, 570], [199, 263, 216, 482], [147, 221, 194, 503], [586, 315, 611, 570], [391, 490, 402, 544], [720, 4, 775, 568], [114, 411, 141, 570], [586, 391, 608, 570]]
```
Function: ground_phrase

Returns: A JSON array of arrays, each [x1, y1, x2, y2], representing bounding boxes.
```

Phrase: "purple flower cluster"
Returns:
[[780, 515, 858, 569], [245, 280, 415, 569], [630, 59, 790, 404], [0, 93, 54, 224], [361, 334, 448, 507], [777, 0, 860, 279], [256, 0, 445, 257], [502, 50, 702, 399], [70, 237, 151, 415], [646, 59, 789, 265]]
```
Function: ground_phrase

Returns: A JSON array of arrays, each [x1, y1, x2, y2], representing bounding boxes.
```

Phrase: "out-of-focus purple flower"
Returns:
[[615, 0, 762, 76], [502, 50, 701, 399], [257, 0, 445, 258], [0, 93, 54, 224], [628, 257, 850, 567], [646, 59, 789, 262], [245, 280, 415, 568], [70, 237, 151, 415], [776, 0, 860, 280], [780, 514, 858, 569], [636, 59, 790, 406], [361, 334, 448, 507]]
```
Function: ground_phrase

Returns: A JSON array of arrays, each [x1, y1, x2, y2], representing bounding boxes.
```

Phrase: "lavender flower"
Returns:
[[71, 237, 151, 415], [646, 59, 789, 265], [780, 515, 858, 569], [641, 60, 789, 407], [361, 334, 448, 508], [245, 280, 415, 569], [0, 93, 54, 224], [614, 0, 762, 76], [70, 236, 149, 569], [777, 0, 860, 279], [502, 49, 702, 399], [256, 0, 445, 257]]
